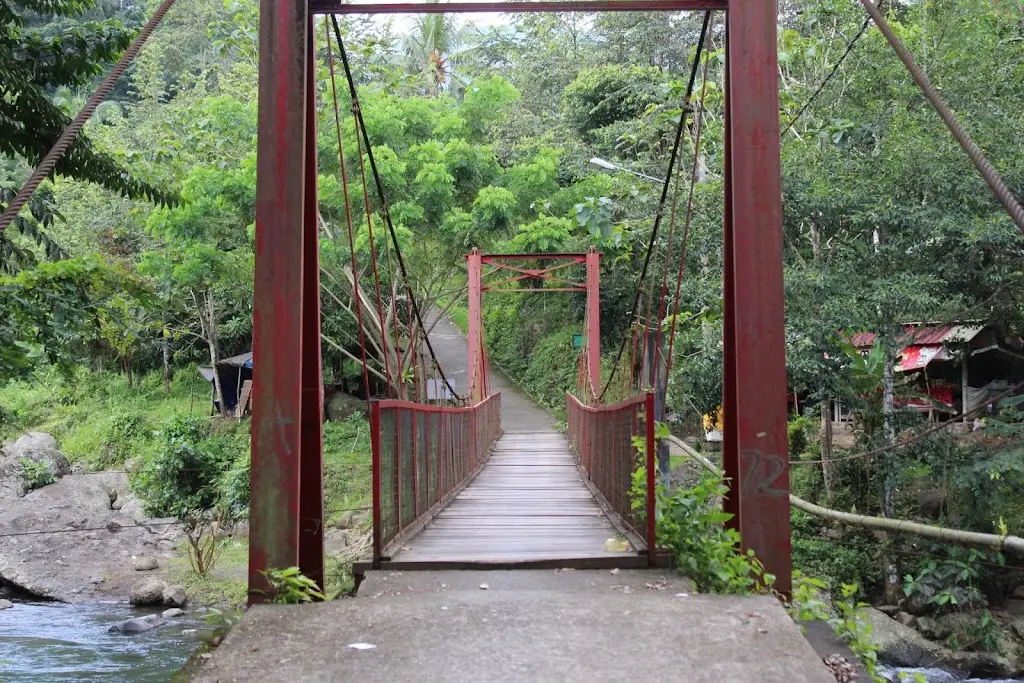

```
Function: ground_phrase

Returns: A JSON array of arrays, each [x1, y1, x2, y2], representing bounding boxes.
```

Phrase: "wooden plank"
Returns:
[[392, 430, 640, 565]]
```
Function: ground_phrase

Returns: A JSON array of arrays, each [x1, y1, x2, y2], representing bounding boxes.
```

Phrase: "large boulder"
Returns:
[[0, 469, 182, 603], [0, 432, 70, 499], [861, 607, 1024, 679], [131, 577, 168, 606]]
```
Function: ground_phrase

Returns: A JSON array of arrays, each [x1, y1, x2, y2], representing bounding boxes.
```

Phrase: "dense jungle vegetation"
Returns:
[[3, 0, 1024, 640]]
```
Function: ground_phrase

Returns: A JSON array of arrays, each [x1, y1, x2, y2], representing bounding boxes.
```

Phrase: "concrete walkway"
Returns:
[[192, 570, 832, 683]]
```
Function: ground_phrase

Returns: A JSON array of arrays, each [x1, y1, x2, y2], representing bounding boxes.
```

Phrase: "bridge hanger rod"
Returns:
[[312, 0, 727, 14]]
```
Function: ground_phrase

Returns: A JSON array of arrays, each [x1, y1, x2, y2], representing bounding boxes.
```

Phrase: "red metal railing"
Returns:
[[370, 393, 501, 561], [566, 391, 656, 553]]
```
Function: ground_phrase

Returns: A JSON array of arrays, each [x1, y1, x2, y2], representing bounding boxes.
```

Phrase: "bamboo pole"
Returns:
[[666, 435, 1024, 556]]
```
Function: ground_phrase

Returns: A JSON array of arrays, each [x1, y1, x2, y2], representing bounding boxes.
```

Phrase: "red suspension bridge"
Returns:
[[3, 0, 1020, 614], [246, 0, 797, 598]]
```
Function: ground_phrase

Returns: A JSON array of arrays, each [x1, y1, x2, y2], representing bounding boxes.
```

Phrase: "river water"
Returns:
[[0, 602, 203, 683], [879, 666, 1021, 682]]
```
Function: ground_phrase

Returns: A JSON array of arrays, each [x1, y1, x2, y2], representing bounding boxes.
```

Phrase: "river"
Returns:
[[0, 602, 203, 683], [880, 666, 1021, 682]]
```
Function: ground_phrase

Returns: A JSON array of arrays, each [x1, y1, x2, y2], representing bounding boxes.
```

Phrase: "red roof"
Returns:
[[848, 324, 983, 348]]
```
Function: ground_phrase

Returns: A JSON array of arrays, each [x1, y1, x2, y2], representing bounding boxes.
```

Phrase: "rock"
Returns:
[[897, 611, 916, 627], [131, 577, 168, 606], [901, 592, 932, 617], [0, 432, 71, 499], [0, 599, 13, 609], [326, 392, 367, 421], [878, 605, 900, 616], [0, 470, 170, 602], [325, 529, 349, 555], [916, 616, 951, 641], [109, 614, 165, 634], [1012, 618, 1024, 641], [162, 584, 187, 607], [352, 511, 370, 528], [90, 577, 105, 585], [858, 607, 943, 668], [132, 556, 159, 571], [6, 433, 70, 475], [336, 511, 355, 529], [182, 629, 198, 635], [162, 608, 185, 618], [1008, 599, 1024, 618], [1013, 586, 1024, 601], [862, 607, 1024, 679]]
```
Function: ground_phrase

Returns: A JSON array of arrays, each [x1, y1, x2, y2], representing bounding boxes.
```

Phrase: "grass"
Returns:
[[168, 538, 249, 607], [0, 367, 211, 469]]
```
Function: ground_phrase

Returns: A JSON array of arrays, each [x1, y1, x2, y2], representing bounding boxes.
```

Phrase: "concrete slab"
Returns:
[[191, 570, 832, 683]]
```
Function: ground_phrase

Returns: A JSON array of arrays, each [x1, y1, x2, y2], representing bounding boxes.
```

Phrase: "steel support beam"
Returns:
[[723, 0, 792, 594], [298, 17, 325, 592], [249, 0, 309, 602], [466, 249, 484, 403], [585, 248, 601, 397], [311, 0, 728, 14]]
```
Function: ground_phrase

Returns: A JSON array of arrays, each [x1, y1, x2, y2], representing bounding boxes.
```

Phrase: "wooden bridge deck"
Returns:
[[390, 431, 636, 565]]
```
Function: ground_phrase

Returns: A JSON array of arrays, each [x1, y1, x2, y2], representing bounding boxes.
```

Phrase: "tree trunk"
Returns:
[[820, 400, 834, 504], [162, 326, 172, 395], [881, 356, 900, 604], [200, 290, 228, 418]]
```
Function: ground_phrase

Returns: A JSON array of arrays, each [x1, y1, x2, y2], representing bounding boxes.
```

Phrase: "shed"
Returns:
[[199, 352, 253, 416]]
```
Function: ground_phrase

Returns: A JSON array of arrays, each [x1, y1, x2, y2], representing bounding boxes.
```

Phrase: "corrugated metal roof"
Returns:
[[849, 324, 984, 348]]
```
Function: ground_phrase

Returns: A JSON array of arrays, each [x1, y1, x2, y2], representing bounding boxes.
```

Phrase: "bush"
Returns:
[[20, 457, 56, 491], [652, 471, 774, 594], [132, 416, 225, 518]]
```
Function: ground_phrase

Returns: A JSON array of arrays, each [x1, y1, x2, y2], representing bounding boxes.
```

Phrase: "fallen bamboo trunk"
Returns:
[[665, 435, 1024, 556]]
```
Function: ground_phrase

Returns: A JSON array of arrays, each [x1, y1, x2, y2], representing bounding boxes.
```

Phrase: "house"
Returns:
[[836, 323, 1024, 424]]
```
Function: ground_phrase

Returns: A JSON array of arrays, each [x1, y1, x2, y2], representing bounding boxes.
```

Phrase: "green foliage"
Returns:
[[789, 574, 883, 682], [132, 415, 227, 518], [0, 0, 173, 205], [902, 547, 992, 614], [648, 471, 774, 595], [787, 415, 815, 458], [261, 566, 326, 604], [19, 457, 55, 491]]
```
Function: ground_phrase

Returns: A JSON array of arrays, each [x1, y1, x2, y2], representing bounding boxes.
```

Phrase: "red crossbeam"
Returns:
[[482, 258, 586, 291], [311, 0, 727, 14]]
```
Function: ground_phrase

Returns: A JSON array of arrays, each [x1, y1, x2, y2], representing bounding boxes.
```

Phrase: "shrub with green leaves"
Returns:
[[132, 415, 225, 518], [649, 471, 774, 594], [20, 457, 55, 491], [262, 566, 326, 604]]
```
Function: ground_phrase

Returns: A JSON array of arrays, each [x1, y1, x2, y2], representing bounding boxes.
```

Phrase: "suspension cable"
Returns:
[[780, 15, 872, 138], [331, 14, 464, 402], [0, 0, 180, 234], [323, 16, 373, 402], [598, 10, 713, 402], [665, 46, 712, 377], [856, 0, 1024, 233]]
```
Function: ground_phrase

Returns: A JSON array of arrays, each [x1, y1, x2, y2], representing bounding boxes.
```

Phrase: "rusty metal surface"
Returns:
[[298, 19, 324, 590], [393, 432, 634, 563], [566, 393, 652, 550], [373, 394, 502, 561], [249, 0, 308, 601], [311, 0, 727, 14], [724, 0, 792, 594]]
